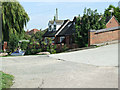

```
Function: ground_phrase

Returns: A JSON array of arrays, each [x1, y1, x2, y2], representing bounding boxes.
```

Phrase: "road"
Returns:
[[50, 43, 118, 66], [0, 43, 118, 88]]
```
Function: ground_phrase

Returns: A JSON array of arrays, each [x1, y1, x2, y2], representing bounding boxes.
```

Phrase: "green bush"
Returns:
[[25, 48, 42, 55], [0, 50, 3, 53], [44, 38, 57, 54], [25, 41, 42, 55], [62, 44, 68, 52], [8, 34, 19, 52], [20, 42, 28, 50]]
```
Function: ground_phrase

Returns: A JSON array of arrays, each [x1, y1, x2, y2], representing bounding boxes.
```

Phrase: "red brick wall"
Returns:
[[55, 37, 60, 44], [65, 36, 70, 47], [106, 16, 120, 28], [89, 29, 120, 45]]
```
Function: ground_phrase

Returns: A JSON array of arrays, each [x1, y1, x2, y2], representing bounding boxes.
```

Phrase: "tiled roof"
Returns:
[[42, 20, 74, 37], [42, 31, 56, 37], [26, 29, 40, 35], [90, 26, 120, 33], [27, 29, 40, 32], [32, 29, 40, 32], [56, 21, 76, 36]]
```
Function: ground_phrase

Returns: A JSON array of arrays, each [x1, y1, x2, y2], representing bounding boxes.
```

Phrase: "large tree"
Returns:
[[75, 8, 106, 47], [2, 0, 30, 41], [0, 2, 2, 50], [104, 5, 120, 23]]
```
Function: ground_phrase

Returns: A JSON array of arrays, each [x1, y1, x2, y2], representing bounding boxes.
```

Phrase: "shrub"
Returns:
[[25, 41, 42, 55], [8, 34, 19, 52], [45, 38, 57, 54], [62, 44, 68, 52], [20, 41, 28, 51]]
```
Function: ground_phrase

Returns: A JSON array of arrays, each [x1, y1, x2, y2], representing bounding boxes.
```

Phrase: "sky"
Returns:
[[19, 1, 119, 31]]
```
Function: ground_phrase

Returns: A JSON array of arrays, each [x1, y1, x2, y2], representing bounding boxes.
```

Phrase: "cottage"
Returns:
[[43, 17, 77, 49]]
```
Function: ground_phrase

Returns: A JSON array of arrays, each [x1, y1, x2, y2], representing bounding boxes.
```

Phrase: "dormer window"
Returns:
[[49, 25, 52, 31], [68, 23, 72, 27], [73, 22, 75, 25], [54, 25, 56, 31], [48, 22, 52, 31], [53, 21, 56, 31]]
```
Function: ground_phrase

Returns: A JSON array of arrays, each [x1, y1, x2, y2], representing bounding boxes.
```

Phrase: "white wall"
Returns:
[[56, 25, 61, 30], [48, 24, 62, 31]]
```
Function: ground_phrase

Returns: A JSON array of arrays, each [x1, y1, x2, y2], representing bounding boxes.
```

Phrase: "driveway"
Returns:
[[1, 54, 118, 88], [50, 43, 118, 66]]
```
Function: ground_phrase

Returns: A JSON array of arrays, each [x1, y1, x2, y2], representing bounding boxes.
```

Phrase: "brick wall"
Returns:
[[88, 27, 120, 45], [106, 16, 120, 28], [65, 36, 70, 47]]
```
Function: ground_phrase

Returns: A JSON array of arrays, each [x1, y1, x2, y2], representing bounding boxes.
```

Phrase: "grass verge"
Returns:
[[0, 71, 14, 89]]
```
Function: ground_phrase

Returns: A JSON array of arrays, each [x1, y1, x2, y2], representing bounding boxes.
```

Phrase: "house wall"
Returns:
[[48, 24, 63, 31], [65, 36, 70, 47], [56, 25, 61, 30], [106, 16, 120, 28], [55, 37, 60, 44], [88, 29, 120, 45]]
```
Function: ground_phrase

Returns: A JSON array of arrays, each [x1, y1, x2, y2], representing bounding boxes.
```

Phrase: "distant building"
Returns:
[[26, 29, 40, 35], [106, 16, 120, 28]]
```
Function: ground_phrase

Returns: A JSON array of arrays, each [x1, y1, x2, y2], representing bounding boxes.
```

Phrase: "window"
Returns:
[[60, 36, 65, 43], [73, 22, 75, 25], [68, 23, 72, 27], [54, 25, 56, 31], [51, 37, 55, 40], [45, 37, 47, 44], [51, 37, 55, 44], [49, 25, 52, 31]]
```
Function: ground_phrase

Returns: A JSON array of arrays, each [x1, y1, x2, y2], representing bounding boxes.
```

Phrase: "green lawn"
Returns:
[[0, 71, 14, 89]]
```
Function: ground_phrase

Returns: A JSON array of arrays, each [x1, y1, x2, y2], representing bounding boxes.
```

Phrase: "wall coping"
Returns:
[[90, 26, 120, 33]]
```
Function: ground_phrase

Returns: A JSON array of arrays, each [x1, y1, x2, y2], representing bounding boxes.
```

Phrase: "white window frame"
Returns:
[[49, 25, 52, 31], [60, 36, 65, 43]]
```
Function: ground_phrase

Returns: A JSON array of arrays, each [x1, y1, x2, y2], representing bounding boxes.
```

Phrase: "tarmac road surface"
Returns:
[[1, 53, 118, 88]]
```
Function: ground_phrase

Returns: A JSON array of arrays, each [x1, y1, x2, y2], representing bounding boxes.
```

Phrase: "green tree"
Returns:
[[8, 34, 19, 52], [30, 30, 46, 47], [2, 0, 30, 41], [104, 5, 120, 23], [75, 8, 106, 47], [32, 31, 44, 44], [23, 33, 31, 40]]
